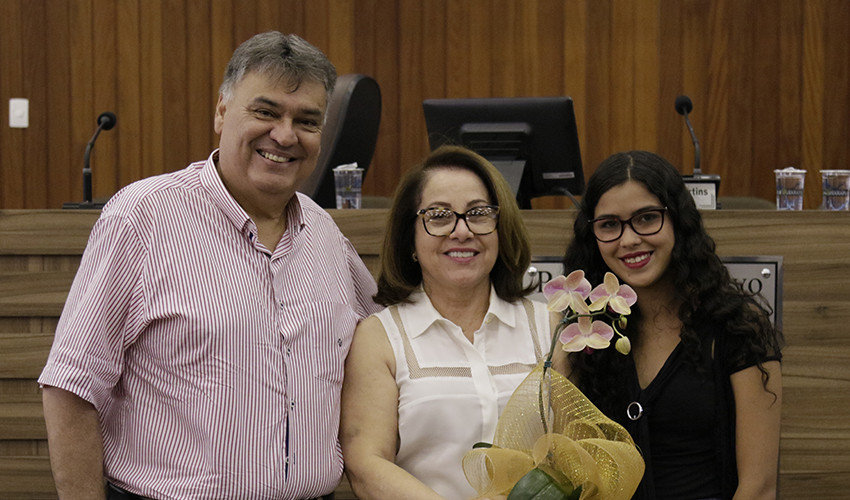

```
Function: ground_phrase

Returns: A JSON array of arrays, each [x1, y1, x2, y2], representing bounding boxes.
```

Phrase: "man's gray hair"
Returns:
[[219, 31, 337, 103]]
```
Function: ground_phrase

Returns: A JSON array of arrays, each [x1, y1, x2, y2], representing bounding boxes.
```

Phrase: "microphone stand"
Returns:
[[676, 96, 720, 209], [681, 107, 701, 175], [64, 112, 116, 209]]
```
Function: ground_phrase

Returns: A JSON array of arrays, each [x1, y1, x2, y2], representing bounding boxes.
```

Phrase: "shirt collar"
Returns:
[[199, 149, 306, 236], [286, 193, 306, 232], [406, 285, 518, 339], [200, 149, 251, 233]]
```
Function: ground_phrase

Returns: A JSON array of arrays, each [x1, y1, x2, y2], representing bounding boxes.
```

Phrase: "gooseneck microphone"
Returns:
[[675, 95, 720, 209], [675, 95, 701, 175], [83, 112, 117, 203], [65, 111, 117, 209]]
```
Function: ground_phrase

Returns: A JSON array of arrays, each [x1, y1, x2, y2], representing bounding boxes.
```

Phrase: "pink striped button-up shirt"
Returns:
[[39, 151, 379, 499]]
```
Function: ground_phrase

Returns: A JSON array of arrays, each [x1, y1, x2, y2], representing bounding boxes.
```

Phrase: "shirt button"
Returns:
[[286, 348, 291, 356]]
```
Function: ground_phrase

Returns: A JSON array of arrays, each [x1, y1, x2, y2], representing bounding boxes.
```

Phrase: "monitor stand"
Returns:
[[491, 159, 526, 197]]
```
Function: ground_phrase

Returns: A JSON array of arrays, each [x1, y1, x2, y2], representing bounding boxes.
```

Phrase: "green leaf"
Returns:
[[506, 466, 578, 500], [472, 442, 493, 449]]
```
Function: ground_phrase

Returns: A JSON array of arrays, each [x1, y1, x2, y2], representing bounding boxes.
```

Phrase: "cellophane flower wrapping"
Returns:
[[462, 360, 644, 499]]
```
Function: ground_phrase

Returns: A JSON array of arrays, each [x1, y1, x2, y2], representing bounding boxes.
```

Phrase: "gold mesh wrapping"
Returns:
[[463, 361, 644, 499]]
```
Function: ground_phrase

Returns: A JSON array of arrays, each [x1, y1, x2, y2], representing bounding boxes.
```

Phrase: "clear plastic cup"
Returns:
[[774, 167, 806, 210], [820, 170, 850, 211], [333, 163, 363, 209]]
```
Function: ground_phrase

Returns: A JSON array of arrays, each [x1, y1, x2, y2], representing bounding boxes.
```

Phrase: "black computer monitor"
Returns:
[[422, 96, 584, 208]]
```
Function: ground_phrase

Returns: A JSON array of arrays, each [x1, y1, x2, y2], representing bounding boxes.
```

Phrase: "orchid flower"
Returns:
[[589, 272, 637, 315], [540, 271, 637, 357], [543, 270, 592, 313], [559, 316, 614, 352]]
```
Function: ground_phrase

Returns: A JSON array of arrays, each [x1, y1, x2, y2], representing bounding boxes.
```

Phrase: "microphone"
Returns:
[[674, 94, 693, 114], [64, 111, 117, 209], [83, 112, 117, 203], [675, 96, 720, 209], [96, 111, 117, 130], [675, 95, 700, 175]]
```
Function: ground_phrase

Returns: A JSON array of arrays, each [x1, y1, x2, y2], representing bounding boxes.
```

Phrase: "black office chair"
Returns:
[[300, 74, 382, 208]]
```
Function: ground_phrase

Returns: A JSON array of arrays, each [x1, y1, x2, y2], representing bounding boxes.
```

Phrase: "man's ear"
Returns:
[[214, 95, 227, 134]]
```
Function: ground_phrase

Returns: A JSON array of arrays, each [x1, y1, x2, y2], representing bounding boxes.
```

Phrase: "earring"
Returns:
[[412, 252, 418, 262]]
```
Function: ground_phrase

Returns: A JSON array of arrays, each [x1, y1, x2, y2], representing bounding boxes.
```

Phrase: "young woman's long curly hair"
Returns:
[[563, 151, 783, 416]]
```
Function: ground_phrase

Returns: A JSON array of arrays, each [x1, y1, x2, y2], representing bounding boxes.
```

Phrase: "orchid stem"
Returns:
[[539, 314, 573, 435]]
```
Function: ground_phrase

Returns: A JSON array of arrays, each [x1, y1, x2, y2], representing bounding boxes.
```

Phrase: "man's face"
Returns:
[[214, 71, 327, 210]]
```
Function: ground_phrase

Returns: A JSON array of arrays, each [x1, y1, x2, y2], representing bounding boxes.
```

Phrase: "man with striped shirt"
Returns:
[[39, 32, 379, 500]]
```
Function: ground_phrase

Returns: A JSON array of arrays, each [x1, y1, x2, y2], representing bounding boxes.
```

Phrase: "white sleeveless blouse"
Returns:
[[375, 288, 551, 500]]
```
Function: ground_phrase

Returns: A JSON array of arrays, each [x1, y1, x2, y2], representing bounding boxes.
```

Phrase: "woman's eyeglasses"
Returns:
[[416, 205, 500, 237], [589, 207, 667, 242]]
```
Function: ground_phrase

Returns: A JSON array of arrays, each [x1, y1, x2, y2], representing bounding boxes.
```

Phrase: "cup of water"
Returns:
[[820, 170, 850, 211], [333, 163, 363, 209], [774, 167, 806, 211]]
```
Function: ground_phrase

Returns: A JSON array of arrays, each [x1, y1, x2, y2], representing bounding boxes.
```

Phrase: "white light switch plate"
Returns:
[[9, 98, 29, 128]]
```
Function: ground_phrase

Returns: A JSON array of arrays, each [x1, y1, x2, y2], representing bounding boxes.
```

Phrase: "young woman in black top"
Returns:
[[561, 151, 783, 500]]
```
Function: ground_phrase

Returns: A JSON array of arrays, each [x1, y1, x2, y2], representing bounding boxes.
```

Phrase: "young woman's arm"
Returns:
[[730, 360, 782, 500]]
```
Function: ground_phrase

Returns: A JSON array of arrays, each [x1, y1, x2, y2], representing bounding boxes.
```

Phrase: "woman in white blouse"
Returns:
[[340, 145, 555, 500]]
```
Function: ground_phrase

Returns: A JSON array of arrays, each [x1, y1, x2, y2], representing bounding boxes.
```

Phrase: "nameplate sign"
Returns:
[[682, 174, 721, 210], [524, 255, 782, 327]]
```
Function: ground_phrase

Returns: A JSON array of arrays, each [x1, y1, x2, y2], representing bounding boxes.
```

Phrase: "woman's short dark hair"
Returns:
[[374, 145, 533, 306]]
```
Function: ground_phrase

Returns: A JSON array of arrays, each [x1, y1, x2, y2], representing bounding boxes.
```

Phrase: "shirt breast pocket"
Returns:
[[289, 301, 357, 385]]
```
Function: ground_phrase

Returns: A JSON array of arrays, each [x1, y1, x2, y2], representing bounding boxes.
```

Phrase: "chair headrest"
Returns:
[[299, 74, 382, 208]]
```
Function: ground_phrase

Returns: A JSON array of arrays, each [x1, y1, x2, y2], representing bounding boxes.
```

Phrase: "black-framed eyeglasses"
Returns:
[[416, 205, 500, 237], [589, 207, 667, 242]]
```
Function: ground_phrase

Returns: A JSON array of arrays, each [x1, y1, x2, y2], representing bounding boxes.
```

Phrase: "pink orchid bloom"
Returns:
[[559, 316, 614, 352], [543, 270, 592, 313], [589, 272, 638, 315]]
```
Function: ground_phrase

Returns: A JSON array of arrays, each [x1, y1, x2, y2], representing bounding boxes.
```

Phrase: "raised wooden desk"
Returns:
[[1, 209, 849, 499]]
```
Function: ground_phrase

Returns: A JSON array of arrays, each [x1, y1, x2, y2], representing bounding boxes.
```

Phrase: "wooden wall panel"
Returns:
[[633, 1, 660, 151], [44, 1, 74, 204], [562, 1, 588, 164], [752, 0, 780, 196], [115, 0, 143, 190], [21, 1, 47, 208], [139, 1, 165, 181], [0, 0, 23, 207], [1, 0, 849, 210], [356, 0, 400, 199], [186, 0, 216, 167], [823, 0, 850, 173], [162, 1, 190, 184], [801, 1, 826, 209], [777, 1, 804, 172]]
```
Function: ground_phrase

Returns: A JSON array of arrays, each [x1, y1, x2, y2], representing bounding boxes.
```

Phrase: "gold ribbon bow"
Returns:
[[463, 361, 644, 499]]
